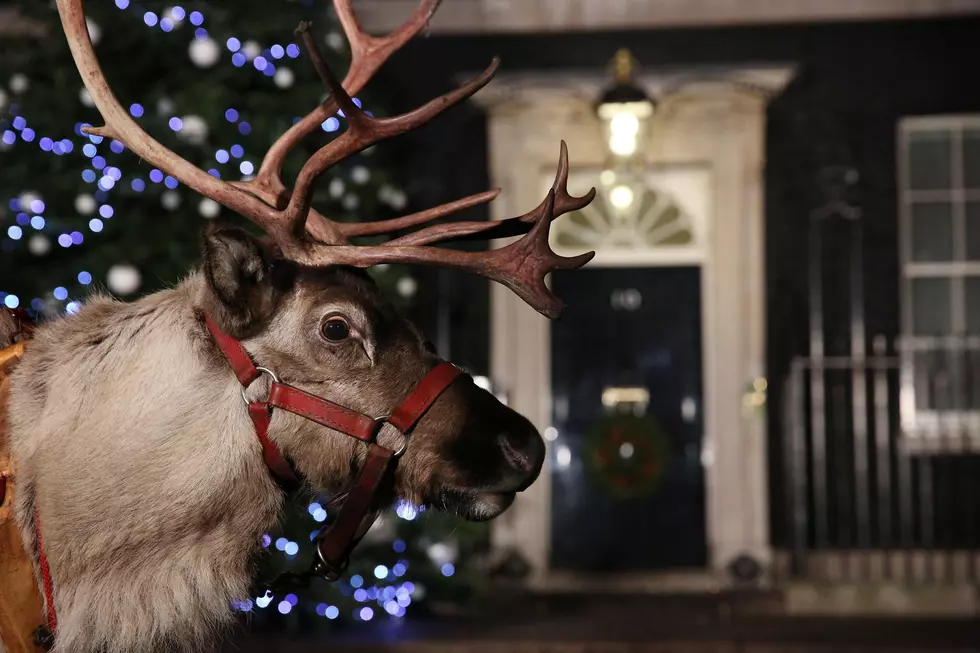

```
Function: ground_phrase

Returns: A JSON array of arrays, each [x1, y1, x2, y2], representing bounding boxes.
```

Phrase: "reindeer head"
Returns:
[[56, 0, 595, 530]]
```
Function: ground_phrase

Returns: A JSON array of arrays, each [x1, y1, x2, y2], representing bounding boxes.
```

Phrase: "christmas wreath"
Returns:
[[583, 412, 670, 499]]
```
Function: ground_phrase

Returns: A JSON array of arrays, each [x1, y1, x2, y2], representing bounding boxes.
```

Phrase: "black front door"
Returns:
[[550, 267, 706, 571]]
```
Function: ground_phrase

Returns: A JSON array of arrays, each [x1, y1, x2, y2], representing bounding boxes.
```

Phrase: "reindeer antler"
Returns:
[[55, 0, 595, 318]]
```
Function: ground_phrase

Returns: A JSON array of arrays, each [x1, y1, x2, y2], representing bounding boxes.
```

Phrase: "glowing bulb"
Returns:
[[609, 132, 637, 156], [610, 112, 639, 136], [619, 442, 635, 459], [610, 185, 634, 209], [544, 427, 559, 441], [556, 445, 572, 468]]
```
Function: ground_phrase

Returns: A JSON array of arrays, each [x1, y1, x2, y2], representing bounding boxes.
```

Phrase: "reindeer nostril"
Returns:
[[497, 430, 545, 477]]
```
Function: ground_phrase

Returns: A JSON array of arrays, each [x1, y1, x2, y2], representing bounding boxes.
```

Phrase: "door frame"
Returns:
[[476, 66, 794, 587]]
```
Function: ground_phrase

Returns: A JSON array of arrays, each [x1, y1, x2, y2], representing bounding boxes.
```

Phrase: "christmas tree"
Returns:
[[0, 0, 489, 629]]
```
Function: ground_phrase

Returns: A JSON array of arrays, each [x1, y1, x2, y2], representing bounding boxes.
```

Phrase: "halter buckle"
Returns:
[[373, 416, 409, 458]]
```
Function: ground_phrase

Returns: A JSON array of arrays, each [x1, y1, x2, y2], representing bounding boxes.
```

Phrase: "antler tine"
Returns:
[[55, 0, 293, 239], [299, 189, 595, 318], [248, 0, 442, 229], [282, 53, 500, 241], [386, 141, 596, 246]]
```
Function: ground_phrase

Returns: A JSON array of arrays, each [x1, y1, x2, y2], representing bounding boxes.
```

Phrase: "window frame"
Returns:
[[898, 114, 980, 434]]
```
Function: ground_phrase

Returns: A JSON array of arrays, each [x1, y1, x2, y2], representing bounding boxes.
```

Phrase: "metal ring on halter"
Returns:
[[373, 416, 409, 458], [241, 367, 279, 405]]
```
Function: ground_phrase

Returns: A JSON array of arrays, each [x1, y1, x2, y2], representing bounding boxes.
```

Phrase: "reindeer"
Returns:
[[0, 1, 595, 652]]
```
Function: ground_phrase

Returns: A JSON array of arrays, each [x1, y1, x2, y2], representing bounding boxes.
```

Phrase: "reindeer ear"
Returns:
[[201, 223, 281, 337]]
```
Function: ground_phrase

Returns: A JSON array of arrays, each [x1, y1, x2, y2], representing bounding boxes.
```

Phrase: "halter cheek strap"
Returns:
[[202, 313, 464, 580]]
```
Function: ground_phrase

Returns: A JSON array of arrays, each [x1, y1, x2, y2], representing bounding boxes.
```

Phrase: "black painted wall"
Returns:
[[373, 16, 980, 546]]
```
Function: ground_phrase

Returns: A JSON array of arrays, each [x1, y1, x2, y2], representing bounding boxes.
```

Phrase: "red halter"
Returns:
[[202, 313, 464, 580]]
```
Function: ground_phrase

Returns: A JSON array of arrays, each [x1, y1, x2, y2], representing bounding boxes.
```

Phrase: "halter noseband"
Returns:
[[202, 313, 464, 582]]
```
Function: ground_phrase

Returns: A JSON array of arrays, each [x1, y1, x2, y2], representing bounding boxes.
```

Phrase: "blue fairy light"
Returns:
[[88, 218, 104, 233], [230, 144, 244, 158], [189, 10, 203, 25], [374, 565, 388, 580], [276, 601, 291, 615], [59, 139, 74, 153], [350, 575, 363, 588], [106, 167, 122, 181], [393, 539, 407, 553], [226, 37, 241, 52], [71, 231, 84, 245], [274, 537, 288, 551], [366, 587, 380, 600], [21, 128, 35, 142], [30, 216, 45, 230], [286, 44, 300, 58], [215, 149, 229, 163], [231, 53, 245, 67], [88, 133, 104, 144], [239, 161, 254, 175], [15, 213, 29, 226], [263, 64, 276, 77], [58, 234, 72, 248], [238, 122, 251, 135], [395, 500, 418, 521], [270, 44, 284, 59], [441, 563, 455, 577], [78, 271, 92, 285], [131, 178, 145, 192], [3, 295, 20, 309], [312, 507, 327, 522], [224, 108, 239, 122], [322, 117, 340, 133], [255, 592, 273, 609], [98, 176, 115, 191], [82, 170, 97, 183], [54, 287, 68, 300], [307, 502, 323, 516], [66, 301, 81, 315], [253, 56, 268, 72], [12, 117, 26, 130], [99, 205, 113, 218], [30, 299, 43, 311], [51, 142, 64, 155], [315, 603, 327, 617], [7, 226, 23, 240], [110, 140, 125, 154], [194, 28, 208, 39], [309, 530, 319, 541], [208, 169, 221, 178], [143, 11, 158, 27], [285, 594, 298, 606], [92, 156, 106, 170], [29, 199, 45, 213], [171, 6, 186, 20], [2, 131, 15, 145], [325, 605, 339, 619], [359, 607, 374, 621], [83, 143, 97, 157], [115, 0, 129, 8], [160, 18, 174, 32], [353, 98, 362, 108], [260, 534, 271, 548], [392, 563, 406, 577], [129, 103, 144, 118], [385, 600, 399, 615], [149, 169, 164, 183], [168, 117, 183, 131], [164, 175, 178, 189], [353, 589, 367, 602], [39, 137, 53, 151], [284, 541, 299, 556]]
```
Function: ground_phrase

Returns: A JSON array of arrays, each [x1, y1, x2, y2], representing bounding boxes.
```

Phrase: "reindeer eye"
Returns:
[[321, 316, 351, 342]]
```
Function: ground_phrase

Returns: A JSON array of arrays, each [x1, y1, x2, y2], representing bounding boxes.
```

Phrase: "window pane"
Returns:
[[965, 128, 980, 189], [967, 202, 980, 260], [911, 277, 951, 335], [968, 277, 980, 334], [907, 129, 952, 190], [910, 202, 953, 261]]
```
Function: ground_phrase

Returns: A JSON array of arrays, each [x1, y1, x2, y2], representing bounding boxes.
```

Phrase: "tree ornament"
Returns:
[[9, 73, 29, 94], [396, 276, 417, 299], [198, 198, 220, 219], [582, 412, 670, 499], [161, 190, 182, 210], [107, 263, 141, 295], [74, 194, 96, 215], [188, 36, 220, 68], [86, 17, 101, 45], [27, 234, 50, 256], [351, 165, 370, 184], [178, 115, 208, 144], [273, 67, 294, 89]]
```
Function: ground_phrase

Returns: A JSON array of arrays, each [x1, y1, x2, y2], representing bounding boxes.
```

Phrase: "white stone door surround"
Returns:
[[475, 66, 795, 584]]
